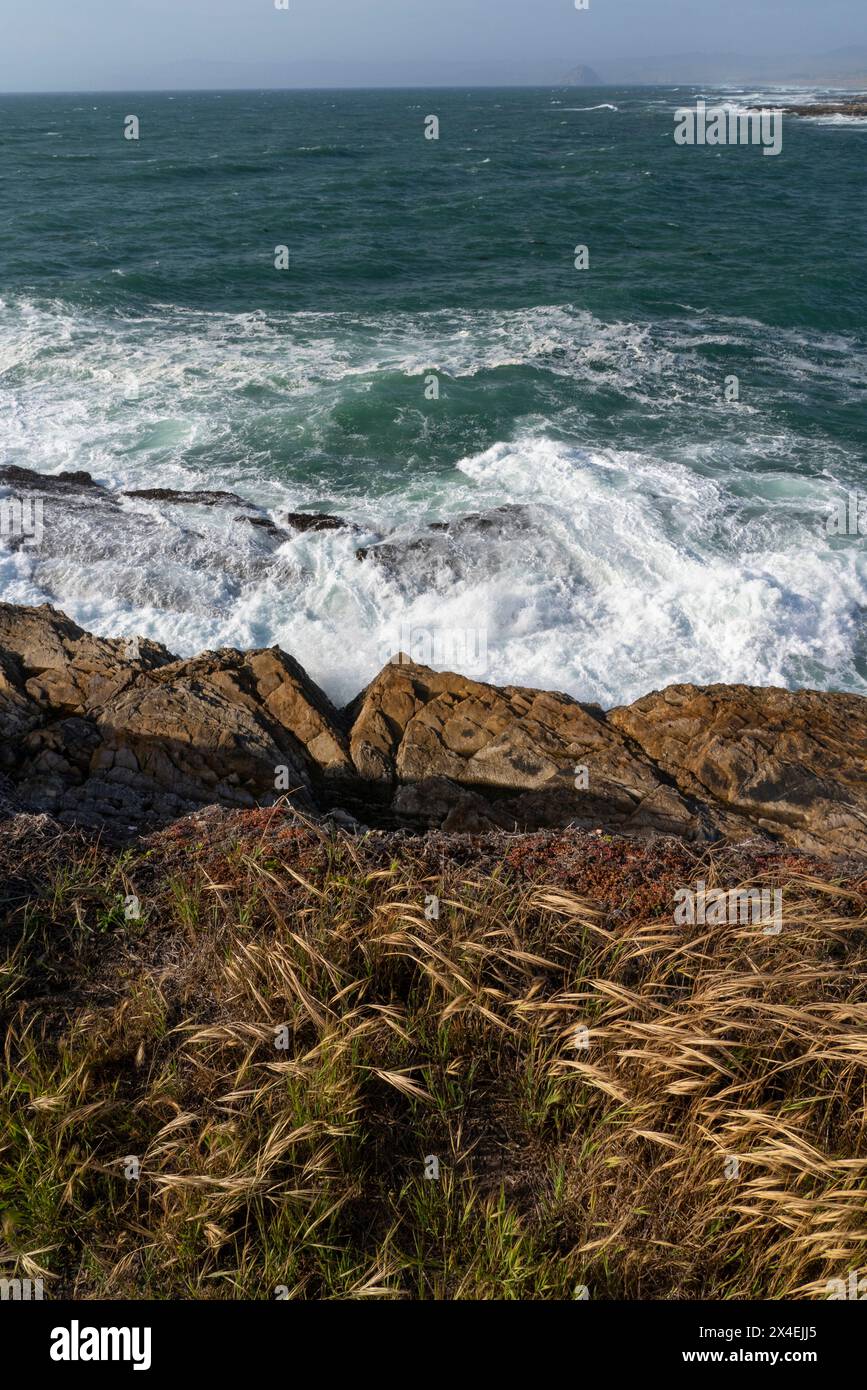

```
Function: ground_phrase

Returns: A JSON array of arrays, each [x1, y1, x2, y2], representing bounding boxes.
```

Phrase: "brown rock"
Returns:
[[90, 674, 314, 815], [155, 646, 352, 781], [346, 658, 702, 838], [1, 603, 864, 853], [0, 607, 357, 833], [346, 659, 426, 785], [609, 684, 867, 857], [0, 649, 44, 766], [0, 603, 174, 716]]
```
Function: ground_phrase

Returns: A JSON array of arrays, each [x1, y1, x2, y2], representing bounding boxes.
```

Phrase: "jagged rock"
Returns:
[[0, 606, 352, 833], [609, 684, 867, 857], [0, 604, 864, 853], [86, 674, 313, 817], [284, 512, 354, 533], [0, 603, 174, 715], [155, 647, 352, 780], [0, 649, 44, 765], [347, 659, 703, 839], [0, 466, 109, 497]]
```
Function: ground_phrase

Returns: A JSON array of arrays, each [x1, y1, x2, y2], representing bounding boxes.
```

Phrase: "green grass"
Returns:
[[1, 810, 865, 1300]]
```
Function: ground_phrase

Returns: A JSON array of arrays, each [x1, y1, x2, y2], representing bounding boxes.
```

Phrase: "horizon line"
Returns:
[[0, 79, 848, 97]]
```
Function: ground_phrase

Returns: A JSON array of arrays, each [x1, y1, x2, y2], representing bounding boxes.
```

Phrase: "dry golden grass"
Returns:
[[1, 811, 865, 1299]]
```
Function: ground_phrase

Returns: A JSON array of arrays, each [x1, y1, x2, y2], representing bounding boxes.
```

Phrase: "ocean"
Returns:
[[0, 85, 865, 706]]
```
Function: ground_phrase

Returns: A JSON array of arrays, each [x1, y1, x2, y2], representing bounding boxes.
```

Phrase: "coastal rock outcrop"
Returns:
[[0, 603, 864, 853], [285, 512, 355, 533], [0, 604, 349, 832], [0, 602, 174, 713], [0, 466, 109, 497], [122, 487, 248, 507], [609, 683, 867, 857], [781, 102, 867, 118], [346, 659, 703, 838]]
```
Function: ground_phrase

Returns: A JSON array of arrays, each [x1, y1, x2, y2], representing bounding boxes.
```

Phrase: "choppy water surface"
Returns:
[[0, 87, 864, 704]]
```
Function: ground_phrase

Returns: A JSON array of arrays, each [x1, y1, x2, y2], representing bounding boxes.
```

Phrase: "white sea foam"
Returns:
[[2, 428, 864, 709], [0, 296, 864, 706]]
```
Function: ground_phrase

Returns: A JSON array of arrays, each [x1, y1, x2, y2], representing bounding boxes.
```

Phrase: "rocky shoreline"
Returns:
[[0, 599, 864, 855], [0, 463, 542, 570], [781, 100, 867, 118]]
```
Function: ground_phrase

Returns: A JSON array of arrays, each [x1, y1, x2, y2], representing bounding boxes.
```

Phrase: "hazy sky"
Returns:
[[2, 0, 866, 91]]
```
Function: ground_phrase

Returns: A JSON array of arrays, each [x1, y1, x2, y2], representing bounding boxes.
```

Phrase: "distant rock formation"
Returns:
[[0, 602, 864, 856], [781, 101, 867, 118], [561, 65, 603, 86]]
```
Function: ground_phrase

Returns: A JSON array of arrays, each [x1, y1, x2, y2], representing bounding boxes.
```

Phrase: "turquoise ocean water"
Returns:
[[0, 86, 864, 704]]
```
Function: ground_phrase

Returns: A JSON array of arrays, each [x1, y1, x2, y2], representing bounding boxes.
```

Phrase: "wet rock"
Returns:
[[0, 466, 109, 497], [234, 515, 285, 536], [284, 511, 354, 533], [427, 505, 532, 536], [123, 488, 248, 507], [782, 102, 867, 118], [355, 505, 532, 571]]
